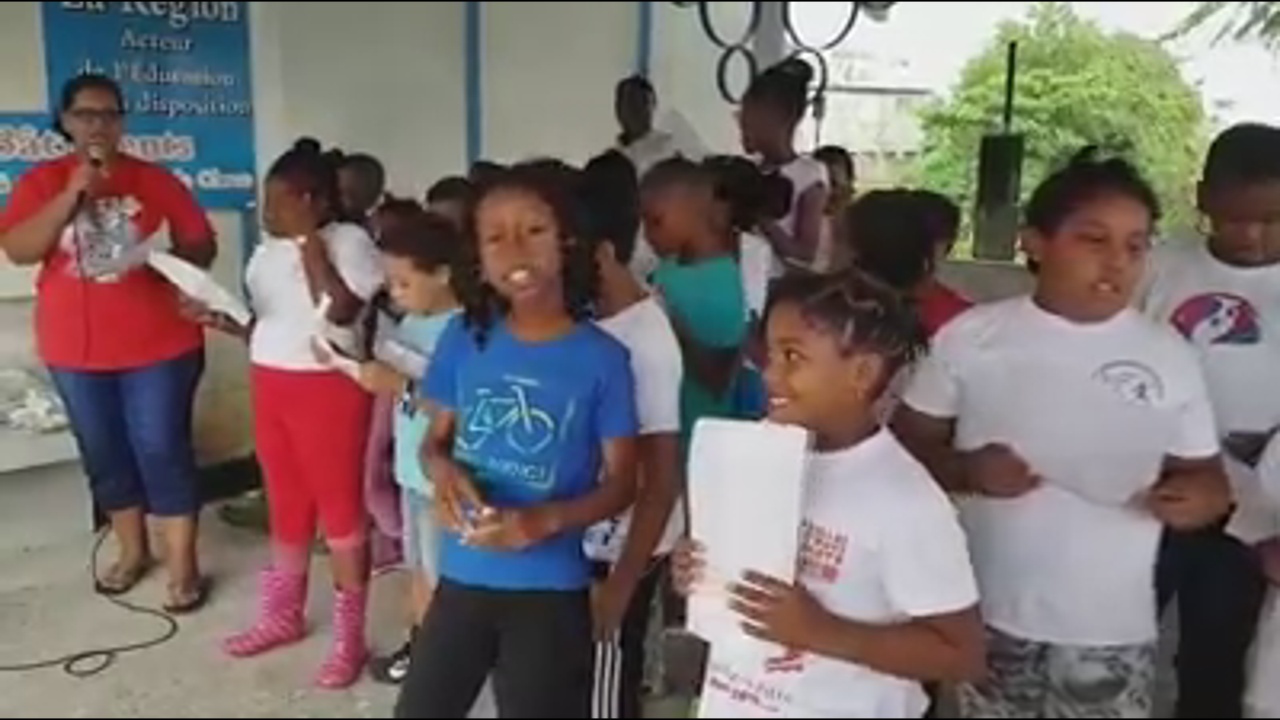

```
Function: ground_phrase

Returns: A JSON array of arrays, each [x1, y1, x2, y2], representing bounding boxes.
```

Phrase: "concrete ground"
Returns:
[[0, 462, 1176, 719], [0, 463, 421, 718]]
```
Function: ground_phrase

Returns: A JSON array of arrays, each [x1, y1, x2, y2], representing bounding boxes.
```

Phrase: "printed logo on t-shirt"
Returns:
[[705, 660, 796, 714], [61, 195, 146, 281], [1170, 293, 1262, 346], [1092, 360, 1165, 408], [798, 520, 848, 584], [456, 375, 567, 491], [763, 647, 806, 675]]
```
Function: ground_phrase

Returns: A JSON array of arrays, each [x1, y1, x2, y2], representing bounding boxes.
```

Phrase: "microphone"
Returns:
[[87, 144, 105, 169]]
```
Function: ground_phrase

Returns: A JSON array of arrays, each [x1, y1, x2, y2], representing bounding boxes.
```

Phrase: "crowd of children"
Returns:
[[49, 59, 1280, 719]]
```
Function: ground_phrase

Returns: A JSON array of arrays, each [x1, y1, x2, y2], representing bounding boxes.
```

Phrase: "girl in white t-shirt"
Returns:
[[738, 58, 830, 273], [674, 270, 985, 719], [894, 150, 1232, 718], [201, 141, 385, 689]]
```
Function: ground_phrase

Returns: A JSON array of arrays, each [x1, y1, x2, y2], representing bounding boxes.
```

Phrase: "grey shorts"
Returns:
[[401, 487, 438, 578], [958, 627, 1156, 719]]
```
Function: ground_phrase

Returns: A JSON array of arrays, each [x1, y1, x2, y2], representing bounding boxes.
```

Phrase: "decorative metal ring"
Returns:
[[715, 44, 760, 106], [689, 0, 869, 104], [782, 1, 860, 53], [697, 0, 762, 50]]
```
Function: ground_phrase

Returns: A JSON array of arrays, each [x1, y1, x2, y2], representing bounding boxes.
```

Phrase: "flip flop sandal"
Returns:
[[163, 577, 212, 616], [93, 561, 154, 597]]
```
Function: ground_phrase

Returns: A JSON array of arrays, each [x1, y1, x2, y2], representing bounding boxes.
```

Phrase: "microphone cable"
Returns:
[[0, 528, 180, 678]]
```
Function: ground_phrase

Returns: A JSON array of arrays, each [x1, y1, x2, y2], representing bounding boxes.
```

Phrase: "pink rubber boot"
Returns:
[[314, 585, 369, 689], [223, 568, 308, 658]]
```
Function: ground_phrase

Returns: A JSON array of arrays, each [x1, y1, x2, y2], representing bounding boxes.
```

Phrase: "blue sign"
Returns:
[[0, 114, 62, 199], [0, 2, 255, 209]]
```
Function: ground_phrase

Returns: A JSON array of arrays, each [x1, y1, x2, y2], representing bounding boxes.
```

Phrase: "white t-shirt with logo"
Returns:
[[903, 297, 1219, 646], [246, 222, 384, 371], [699, 430, 978, 719], [1140, 240, 1280, 542], [585, 296, 686, 562]]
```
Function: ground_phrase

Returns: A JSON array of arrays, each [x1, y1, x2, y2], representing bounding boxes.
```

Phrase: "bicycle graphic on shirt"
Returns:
[[457, 382, 558, 456]]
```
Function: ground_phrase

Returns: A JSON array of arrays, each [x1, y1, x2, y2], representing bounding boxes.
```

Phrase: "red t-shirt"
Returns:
[[0, 154, 215, 370], [918, 280, 973, 338]]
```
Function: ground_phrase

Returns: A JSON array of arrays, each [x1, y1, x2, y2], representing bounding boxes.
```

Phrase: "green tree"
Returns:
[[1168, 2, 1280, 49], [918, 2, 1208, 240]]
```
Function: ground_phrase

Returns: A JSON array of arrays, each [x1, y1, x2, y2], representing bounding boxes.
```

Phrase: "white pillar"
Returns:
[[753, 0, 787, 70]]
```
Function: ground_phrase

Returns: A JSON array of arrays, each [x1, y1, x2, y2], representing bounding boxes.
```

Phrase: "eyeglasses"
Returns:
[[67, 109, 123, 124]]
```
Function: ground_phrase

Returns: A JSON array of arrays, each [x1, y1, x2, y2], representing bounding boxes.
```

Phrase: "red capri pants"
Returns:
[[251, 365, 373, 551]]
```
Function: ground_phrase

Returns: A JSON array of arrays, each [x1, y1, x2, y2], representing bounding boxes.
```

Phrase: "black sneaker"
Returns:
[[370, 640, 413, 685]]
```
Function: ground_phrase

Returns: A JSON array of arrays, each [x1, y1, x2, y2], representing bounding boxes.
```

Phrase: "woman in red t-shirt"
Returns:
[[0, 75, 216, 613]]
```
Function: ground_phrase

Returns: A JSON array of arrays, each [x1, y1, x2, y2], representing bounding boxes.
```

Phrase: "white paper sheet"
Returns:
[[686, 419, 810, 646], [145, 250, 252, 326]]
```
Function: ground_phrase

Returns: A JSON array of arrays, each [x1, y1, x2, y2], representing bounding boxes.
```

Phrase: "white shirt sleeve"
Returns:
[[901, 327, 962, 419], [879, 484, 979, 617], [1167, 353, 1221, 460], [325, 223, 384, 301], [632, 314, 684, 435], [1260, 436, 1280, 512]]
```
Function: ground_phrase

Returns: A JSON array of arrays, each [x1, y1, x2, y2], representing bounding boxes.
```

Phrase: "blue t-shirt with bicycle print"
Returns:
[[424, 314, 638, 590]]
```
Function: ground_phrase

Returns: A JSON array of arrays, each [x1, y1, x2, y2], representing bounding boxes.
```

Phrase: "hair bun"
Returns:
[[292, 137, 322, 155], [775, 57, 814, 86]]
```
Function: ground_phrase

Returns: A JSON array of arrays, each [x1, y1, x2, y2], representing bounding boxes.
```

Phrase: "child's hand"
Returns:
[[429, 457, 491, 534], [591, 577, 634, 641], [671, 538, 706, 597], [1145, 473, 1231, 531], [1259, 538, 1280, 586], [178, 295, 215, 324], [729, 571, 829, 652], [963, 444, 1040, 498], [464, 506, 560, 550], [357, 360, 405, 395]]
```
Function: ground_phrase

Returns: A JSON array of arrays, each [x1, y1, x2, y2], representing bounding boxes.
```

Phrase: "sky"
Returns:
[[793, 1, 1280, 125]]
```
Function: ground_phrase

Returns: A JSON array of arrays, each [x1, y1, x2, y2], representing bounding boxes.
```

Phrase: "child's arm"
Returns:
[[1146, 455, 1232, 531], [420, 401, 489, 532], [595, 431, 682, 636], [891, 409, 969, 493], [892, 408, 1039, 498], [760, 184, 826, 266], [732, 572, 984, 682], [811, 603, 985, 682], [466, 436, 640, 549], [356, 360, 410, 396], [1145, 365, 1233, 530]]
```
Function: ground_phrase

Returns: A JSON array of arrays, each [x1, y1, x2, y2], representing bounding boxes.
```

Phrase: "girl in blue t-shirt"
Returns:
[[394, 161, 639, 718]]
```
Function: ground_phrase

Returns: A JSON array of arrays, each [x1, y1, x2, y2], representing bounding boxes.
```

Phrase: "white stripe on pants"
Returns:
[[593, 631, 625, 719]]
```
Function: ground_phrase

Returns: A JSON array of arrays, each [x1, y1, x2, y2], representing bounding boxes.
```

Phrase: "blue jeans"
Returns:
[[49, 350, 205, 517]]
